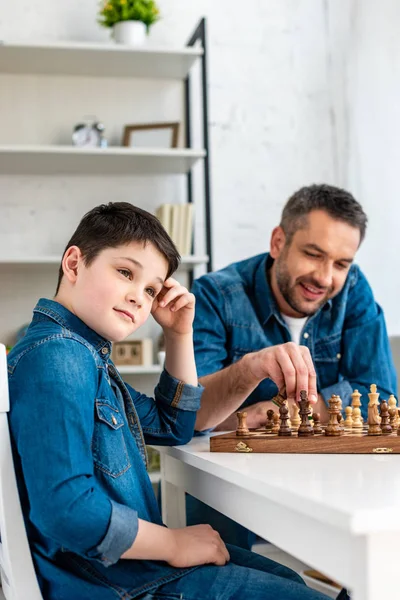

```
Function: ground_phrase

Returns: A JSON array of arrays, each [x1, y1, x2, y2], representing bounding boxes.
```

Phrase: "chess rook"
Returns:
[[236, 411, 249, 436]]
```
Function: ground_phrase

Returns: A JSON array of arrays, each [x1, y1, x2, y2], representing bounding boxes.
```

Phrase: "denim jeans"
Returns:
[[138, 544, 333, 600]]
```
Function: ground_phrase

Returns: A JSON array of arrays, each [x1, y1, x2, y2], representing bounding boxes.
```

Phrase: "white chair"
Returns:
[[0, 343, 43, 599]]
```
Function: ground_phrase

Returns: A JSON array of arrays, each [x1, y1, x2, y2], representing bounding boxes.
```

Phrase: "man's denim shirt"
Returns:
[[192, 253, 397, 420], [7, 299, 203, 600]]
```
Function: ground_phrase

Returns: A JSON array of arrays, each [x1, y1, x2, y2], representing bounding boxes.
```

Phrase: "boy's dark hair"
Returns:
[[280, 184, 368, 245], [55, 202, 180, 293]]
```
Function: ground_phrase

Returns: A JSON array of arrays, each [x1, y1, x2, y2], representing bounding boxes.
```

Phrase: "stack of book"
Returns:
[[155, 203, 194, 256]]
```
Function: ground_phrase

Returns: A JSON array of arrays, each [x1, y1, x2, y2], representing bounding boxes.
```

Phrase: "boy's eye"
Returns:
[[118, 269, 132, 280], [146, 287, 156, 298]]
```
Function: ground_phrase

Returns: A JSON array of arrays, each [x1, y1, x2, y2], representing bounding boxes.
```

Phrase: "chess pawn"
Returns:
[[325, 395, 342, 436], [272, 412, 280, 434], [367, 384, 382, 436], [389, 407, 397, 430], [236, 411, 249, 436], [297, 390, 314, 437], [380, 400, 392, 435], [278, 401, 292, 436], [344, 406, 353, 429], [388, 395, 398, 430], [351, 389, 364, 429], [313, 412, 323, 434], [290, 403, 301, 431], [266, 409, 275, 431]]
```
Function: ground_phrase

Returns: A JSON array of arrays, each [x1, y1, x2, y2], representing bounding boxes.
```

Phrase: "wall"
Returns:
[[0, 0, 398, 335]]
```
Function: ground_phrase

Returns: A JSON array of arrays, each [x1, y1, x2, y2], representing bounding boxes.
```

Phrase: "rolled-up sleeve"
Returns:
[[9, 339, 137, 565], [125, 370, 203, 445]]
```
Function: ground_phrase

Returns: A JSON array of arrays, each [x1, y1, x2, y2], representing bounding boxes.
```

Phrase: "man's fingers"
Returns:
[[300, 346, 318, 402]]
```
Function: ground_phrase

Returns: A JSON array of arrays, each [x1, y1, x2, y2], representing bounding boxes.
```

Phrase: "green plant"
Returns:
[[99, 0, 160, 32]]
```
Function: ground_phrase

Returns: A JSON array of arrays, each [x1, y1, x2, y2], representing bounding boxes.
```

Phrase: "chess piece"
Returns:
[[290, 403, 301, 431], [266, 409, 275, 431], [388, 395, 398, 429], [351, 389, 363, 430], [297, 390, 314, 437], [325, 395, 342, 436], [278, 401, 292, 436], [344, 406, 353, 429], [236, 411, 249, 436], [337, 396, 345, 433], [367, 384, 382, 436], [272, 412, 280, 433], [313, 412, 323, 434], [380, 400, 392, 435]]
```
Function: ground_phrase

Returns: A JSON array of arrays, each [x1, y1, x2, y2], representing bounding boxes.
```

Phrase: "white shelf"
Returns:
[[0, 41, 203, 80], [0, 255, 209, 269], [0, 145, 206, 175], [117, 365, 161, 375]]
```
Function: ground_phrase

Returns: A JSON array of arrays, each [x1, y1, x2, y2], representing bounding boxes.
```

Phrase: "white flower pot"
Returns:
[[113, 21, 147, 46]]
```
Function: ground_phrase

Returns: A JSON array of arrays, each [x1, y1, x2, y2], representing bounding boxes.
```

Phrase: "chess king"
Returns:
[[186, 183, 397, 551]]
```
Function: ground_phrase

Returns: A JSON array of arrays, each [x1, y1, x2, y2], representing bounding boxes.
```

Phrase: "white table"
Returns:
[[155, 434, 400, 600]]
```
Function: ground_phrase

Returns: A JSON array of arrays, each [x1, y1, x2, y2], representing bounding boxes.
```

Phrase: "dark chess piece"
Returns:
[[266, 409, 274, 431], [236, 411, 249, 436], [297, 390, 314, 437], [380, 400, 392, 435], [278, 401, 292, 436], [313, 412, 323, 434]]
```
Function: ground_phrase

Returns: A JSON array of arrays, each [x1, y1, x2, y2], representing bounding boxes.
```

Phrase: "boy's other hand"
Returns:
[[167, 524, 230, 568], [151, 278, 195, 336]]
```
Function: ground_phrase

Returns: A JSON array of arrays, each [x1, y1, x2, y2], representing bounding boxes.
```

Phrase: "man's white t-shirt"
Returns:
[[281, 314, 308, 345]]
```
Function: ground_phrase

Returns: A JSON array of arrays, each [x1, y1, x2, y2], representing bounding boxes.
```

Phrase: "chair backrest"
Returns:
[[0, 343, 43, 600]]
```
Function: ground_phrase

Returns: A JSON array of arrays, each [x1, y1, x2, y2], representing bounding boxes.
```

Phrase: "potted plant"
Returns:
[[99, 0, 160, 46]]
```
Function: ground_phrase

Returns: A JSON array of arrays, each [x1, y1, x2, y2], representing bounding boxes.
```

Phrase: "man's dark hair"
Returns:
[[280, 184, 368, 244], [55, 202, 180, 294]]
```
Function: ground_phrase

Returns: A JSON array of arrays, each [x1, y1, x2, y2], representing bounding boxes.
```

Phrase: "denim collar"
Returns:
[[33, 298, 111, 356], [253, 253, 332, 327]]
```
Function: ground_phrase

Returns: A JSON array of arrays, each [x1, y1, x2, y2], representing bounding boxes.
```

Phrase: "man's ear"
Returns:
[[61, 246, 82, 284], [270, 226, 287, 259]]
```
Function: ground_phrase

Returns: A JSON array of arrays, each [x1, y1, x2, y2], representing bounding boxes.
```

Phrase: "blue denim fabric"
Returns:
[[7, 298, 203, 600], [192, 253, 397, 419], [137, 544, 332, 600]]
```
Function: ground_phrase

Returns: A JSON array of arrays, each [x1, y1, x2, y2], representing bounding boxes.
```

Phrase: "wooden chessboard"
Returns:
[[210, 428, 400, 454]]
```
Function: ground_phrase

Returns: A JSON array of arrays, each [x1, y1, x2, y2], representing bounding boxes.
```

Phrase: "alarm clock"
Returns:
[[72, 121, 107, 147]]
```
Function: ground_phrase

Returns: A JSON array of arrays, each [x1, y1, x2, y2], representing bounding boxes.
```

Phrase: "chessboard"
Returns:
[[210, 428, 400, 454], [210, 386, 400, 454]]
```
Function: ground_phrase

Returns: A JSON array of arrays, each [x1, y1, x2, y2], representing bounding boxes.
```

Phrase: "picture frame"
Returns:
[[122, 122, 180, 149]]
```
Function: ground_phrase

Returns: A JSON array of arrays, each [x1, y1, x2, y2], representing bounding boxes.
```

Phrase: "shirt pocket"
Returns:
[[92, 399, 131, 478], [313, 335, 342, 388]]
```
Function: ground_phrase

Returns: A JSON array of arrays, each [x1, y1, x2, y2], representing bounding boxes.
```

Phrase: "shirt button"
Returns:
[[101, 347, 108, 355], [303, 333, 309, 339], [111, 415, 117, 425], [337, 353, 341, 359]]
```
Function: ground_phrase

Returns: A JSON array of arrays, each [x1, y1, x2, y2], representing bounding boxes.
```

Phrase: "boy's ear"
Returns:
[[270, 226, 287, 259], [62, 246, 82, 284]]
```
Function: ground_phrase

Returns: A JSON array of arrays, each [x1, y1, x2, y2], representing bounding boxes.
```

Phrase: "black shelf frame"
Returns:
[[185, 18, 213, 275]]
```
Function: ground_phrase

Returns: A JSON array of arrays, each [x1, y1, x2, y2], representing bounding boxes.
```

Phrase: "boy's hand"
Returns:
[[167, 525, 230, 568], [151, 278, 195, 336]]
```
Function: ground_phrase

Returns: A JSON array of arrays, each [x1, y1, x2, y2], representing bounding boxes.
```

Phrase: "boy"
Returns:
[[7, 202, 332, 599]]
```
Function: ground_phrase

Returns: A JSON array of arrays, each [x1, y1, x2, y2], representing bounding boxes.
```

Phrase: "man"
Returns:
[[188, 183, 397, 549]]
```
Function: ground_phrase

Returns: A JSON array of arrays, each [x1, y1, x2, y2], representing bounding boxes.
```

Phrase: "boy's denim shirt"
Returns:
[[7, 298, 203, 600], [192, 253, 397, 420]]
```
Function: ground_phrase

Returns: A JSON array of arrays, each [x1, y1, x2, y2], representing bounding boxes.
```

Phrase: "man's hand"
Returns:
[[167, 525, 230, 568], [151, 278, 195, 336], [245, 342, 318, 404]]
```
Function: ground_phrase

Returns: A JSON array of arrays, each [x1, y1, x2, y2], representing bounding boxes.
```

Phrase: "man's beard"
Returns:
[[275, 257, 333, 317]]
